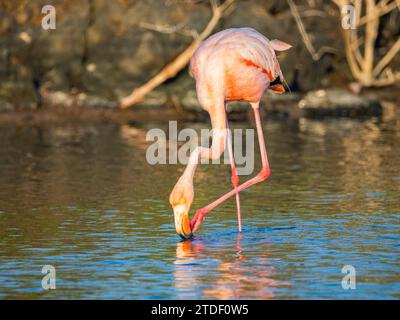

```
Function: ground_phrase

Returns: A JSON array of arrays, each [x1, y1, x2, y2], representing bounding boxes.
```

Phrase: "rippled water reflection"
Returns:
[[0, 109, 399, 299]]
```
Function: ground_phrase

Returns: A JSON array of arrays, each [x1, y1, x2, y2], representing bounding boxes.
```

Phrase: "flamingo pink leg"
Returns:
[[226, 115, 242, 232], [191, 103, 270, 233]]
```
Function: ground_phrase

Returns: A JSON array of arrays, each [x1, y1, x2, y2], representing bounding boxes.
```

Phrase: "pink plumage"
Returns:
[[170, 27, 292, 239], [190, 28, 290, 106]]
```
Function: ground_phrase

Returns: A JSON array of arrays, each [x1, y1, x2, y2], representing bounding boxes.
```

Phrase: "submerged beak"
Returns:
[[173, 205, 192, 239]]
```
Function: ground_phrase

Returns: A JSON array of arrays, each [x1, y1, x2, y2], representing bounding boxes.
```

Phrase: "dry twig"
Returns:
[[333, 0, 400, 87], [287, 0, 336, 61], [119, 0, 236, 109]]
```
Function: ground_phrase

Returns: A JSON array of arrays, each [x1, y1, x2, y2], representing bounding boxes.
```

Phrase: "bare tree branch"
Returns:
[[138, 22, 199, 39], [333, 0, 400, 87], [287, 0, 336, 61], [119, 0, 236, 109], [373, 37, 400, 77], [358, 0, 399, 26]]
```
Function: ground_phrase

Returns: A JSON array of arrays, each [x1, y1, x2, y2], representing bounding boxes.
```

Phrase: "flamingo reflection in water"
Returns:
[[174, 235, 290, 299]]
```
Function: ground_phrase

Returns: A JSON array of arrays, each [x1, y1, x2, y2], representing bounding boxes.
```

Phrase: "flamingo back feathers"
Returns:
[[190, 28, 290, 104]]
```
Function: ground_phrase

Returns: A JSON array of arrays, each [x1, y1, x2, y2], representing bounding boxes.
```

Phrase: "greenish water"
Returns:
[[0, 112, 399, 299]]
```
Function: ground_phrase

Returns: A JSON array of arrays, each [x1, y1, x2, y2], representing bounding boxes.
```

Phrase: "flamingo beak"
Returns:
[[173, 205, 192, 239], [269, 76, 285, 94]]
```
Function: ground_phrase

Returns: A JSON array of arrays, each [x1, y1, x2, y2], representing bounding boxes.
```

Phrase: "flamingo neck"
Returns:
[[182, 147, 202, 181], [181, 109, 227, 182]]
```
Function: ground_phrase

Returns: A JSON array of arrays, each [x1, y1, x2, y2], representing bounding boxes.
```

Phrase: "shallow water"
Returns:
[[0, 111, 399, 299]]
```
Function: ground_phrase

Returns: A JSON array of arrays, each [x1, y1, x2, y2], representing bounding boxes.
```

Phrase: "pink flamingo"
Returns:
[[169, 28, 292, 239]]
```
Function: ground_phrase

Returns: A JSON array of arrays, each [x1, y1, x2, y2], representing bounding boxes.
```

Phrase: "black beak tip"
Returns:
[[178, 232, 193, 241]]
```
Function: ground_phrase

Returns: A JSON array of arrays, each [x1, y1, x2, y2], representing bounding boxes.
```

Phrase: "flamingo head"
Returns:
[[169, 179, 194, 239]]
